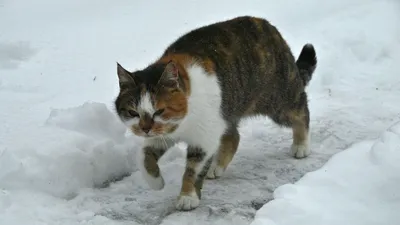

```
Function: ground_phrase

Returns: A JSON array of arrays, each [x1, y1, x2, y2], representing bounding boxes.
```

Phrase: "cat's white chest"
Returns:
[[170, 64, 226, 150]]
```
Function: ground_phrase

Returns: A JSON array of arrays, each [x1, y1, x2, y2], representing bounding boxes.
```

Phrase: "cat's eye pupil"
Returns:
[[128, 110, 139, 117]]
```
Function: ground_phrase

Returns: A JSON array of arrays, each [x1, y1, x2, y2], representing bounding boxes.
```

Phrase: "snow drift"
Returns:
[[252, 121, 400, 225]]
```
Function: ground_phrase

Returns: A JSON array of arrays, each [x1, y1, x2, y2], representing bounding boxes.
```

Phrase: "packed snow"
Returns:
[[1, 0, 400, 224]]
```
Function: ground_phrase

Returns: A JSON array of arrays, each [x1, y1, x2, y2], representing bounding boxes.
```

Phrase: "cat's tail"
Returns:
[[296, 43, 317, 86]]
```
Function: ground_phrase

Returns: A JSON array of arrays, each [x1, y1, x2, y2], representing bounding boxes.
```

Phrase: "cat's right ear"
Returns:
[[117, 62, 136, 87]]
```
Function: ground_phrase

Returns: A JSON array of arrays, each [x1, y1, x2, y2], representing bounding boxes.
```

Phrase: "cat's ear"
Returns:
[[117, 62, 136, 87], [159, 60, 179, 87]]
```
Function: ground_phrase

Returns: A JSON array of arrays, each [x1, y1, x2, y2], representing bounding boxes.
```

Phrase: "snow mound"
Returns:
[[251, 121, 400, 225], [0, 102, 139, 199], [45, 102, 127, 142]]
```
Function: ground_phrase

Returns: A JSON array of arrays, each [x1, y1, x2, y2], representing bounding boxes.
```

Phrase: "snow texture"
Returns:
[[1, 0, 400, 224], [251, 121, 400, 225]]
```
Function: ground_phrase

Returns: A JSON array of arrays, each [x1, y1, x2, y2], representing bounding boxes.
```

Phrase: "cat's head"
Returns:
[[114, 60, 189, 138]]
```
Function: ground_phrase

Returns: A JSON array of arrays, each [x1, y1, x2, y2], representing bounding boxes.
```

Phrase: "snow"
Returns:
[[0, 102, 137, 199], [1, 0, 400, 224], [251, 121, 400, 225]]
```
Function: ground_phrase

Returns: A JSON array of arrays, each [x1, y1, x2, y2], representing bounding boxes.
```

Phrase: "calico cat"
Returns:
[[114, 15, 317, 211]]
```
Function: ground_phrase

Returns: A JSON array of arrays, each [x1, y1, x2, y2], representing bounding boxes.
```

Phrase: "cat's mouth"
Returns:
[[132, 129, 165, 138], [143, 132, 157, 138], [132, 130, 157, 138], [130, 123, 179, 138]]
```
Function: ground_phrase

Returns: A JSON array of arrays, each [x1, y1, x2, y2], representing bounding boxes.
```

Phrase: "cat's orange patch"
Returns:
[[157, 53, 192, 95], [153, 90, 188, 121], [152, 122, 177, 135], [201, 57, 216, 74], [158, 53, 216, 78]]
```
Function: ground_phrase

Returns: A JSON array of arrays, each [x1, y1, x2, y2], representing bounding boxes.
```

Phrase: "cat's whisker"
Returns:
[[160, 135, 168, 150]]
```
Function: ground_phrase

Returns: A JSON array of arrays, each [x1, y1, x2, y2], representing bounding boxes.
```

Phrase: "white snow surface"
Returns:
[[1, 0, 400, 224], [251, 122, 400, 225]]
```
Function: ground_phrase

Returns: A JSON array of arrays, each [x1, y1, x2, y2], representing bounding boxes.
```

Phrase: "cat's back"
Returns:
[[158, 16, 303, 121], [161, 16, 290, 62]]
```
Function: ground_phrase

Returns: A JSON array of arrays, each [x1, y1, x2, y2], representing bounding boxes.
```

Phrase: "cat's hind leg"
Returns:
[[269, 92, 311, 159], [289, 112, 310, 158], [137, 137, 176, 190], [206, 125, 240, 179], [287, 92, 310, 158]]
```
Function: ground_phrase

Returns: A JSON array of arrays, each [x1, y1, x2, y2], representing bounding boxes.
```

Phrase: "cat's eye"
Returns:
[[127, 110, 139, 118], [153, 109, 165, 117]]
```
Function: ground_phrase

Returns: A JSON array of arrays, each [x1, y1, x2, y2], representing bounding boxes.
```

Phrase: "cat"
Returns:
[[114, 15, 317, 211]]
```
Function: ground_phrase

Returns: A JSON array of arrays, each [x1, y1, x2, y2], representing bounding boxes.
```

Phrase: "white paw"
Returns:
[[176, 193, 200, 211], [142, 172, 165, 190], [291, 143, 311, 159], [206, 163, 224, 179]]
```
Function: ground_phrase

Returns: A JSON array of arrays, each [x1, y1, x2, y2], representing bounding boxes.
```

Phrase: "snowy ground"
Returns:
[[1, 0, 400, 224], [252, 121, 400, 225]]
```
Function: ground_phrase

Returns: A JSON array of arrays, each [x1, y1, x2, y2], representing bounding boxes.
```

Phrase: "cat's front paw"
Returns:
[[176, 192, 200, 211], [206, 163, 224, 179], [142, 172, 165, 190], [291, 143, 310, 159]]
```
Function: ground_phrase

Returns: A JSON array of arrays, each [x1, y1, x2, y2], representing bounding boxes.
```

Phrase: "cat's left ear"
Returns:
[[159, 60, 179, 87], [117, 62, 136, 87]]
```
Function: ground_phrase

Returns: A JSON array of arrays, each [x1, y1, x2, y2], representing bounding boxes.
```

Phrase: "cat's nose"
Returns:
[[142, 126, 151, 133], [140, 113, 153, 134]]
